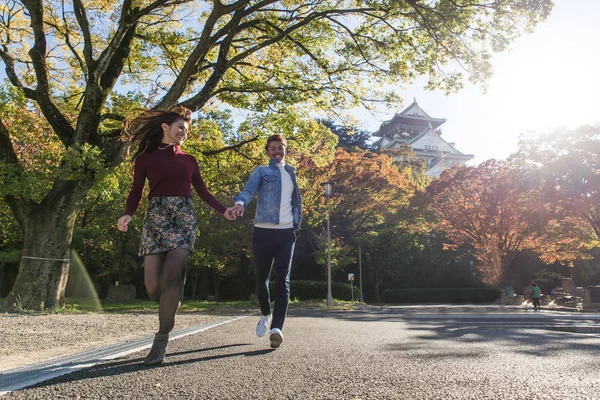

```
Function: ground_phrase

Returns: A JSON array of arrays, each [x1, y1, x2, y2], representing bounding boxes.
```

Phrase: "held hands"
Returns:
[[223, 204, 244, 220], [223, 207, 237, 221], [231, 203, 244, 217], [117, 215, 132, 232]]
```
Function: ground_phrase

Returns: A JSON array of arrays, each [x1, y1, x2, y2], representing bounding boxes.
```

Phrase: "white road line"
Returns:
[[0, 316, 247, 397]]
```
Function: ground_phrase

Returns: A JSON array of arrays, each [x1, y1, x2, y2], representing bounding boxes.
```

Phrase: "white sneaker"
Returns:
[[256, 315, 271, 337], [269, 328, 283, 349]]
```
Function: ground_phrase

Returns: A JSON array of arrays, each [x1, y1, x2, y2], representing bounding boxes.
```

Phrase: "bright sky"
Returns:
[[357, 0, 600, 165]]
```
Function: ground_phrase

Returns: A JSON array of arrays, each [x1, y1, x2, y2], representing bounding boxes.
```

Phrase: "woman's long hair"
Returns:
[[125, 106, 192, 159]]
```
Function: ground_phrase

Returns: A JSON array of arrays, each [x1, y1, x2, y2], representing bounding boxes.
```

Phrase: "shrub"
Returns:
[[381, 287, 501, 304]]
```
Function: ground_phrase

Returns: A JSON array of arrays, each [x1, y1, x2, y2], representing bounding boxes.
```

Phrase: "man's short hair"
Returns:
[[265, 134, 287, 151]]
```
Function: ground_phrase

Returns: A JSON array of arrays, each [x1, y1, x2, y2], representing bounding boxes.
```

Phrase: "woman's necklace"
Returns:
[[157, 143, 175, 151]]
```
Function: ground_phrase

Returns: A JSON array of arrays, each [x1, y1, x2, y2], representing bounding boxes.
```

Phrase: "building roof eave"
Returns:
[[428, 158, 454, 170], [375, 99, 446, 137]]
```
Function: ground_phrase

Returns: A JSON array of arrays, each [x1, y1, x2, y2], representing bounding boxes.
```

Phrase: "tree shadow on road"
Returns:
[[289, 308, 600, 359], [405, 325, 600, 358]]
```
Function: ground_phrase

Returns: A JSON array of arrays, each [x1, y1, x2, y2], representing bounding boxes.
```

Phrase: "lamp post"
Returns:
[[358, 238, 364, 303], [321, 181, 334, 307]]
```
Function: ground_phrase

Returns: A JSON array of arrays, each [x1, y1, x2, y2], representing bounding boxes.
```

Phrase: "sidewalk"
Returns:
[[0, 311, 238, 372]]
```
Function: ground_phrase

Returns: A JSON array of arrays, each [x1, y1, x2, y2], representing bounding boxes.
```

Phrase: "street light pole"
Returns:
[[326, 210, 333, 306], [359, 240, 363, 303], [321, 182, 334, 307]]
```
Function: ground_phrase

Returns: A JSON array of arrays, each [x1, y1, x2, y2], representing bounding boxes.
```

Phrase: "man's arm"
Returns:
[[233, 167, 262, 207]]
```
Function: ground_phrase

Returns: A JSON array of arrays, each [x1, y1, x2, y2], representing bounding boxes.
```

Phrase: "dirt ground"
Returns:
[[0, 312, 238, 372]]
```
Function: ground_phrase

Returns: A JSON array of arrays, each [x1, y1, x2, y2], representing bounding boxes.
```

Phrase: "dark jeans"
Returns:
[[253, 227, 296, 331], [532, 297, 541, 311]]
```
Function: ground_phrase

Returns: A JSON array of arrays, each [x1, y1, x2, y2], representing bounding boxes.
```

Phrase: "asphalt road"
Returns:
[[5, 309, 600, 399]]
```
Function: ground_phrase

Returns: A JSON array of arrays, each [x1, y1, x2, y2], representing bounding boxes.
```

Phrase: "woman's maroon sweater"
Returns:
[[124, 145, 226, 216]]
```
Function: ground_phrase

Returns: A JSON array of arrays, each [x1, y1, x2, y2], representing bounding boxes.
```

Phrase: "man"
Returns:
[[232, 135, 302, 348], [530, 282, 541, 312]]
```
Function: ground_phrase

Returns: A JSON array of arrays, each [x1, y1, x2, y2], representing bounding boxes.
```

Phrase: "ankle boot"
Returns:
[[143, 333, 169, 366]]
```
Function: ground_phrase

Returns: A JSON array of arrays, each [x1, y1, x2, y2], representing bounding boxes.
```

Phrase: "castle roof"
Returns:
[[374, 99, 446, 138]]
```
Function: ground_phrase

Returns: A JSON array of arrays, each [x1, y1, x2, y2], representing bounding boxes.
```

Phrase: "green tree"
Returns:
[[0, 197, 22, 298], [0, 0, 553, 309], [320, 120, 374, 151], [515, 125, 600, 242], [384, 144, 431, 190], [70, 163, 144, 293], [317, 149, 417, 300]]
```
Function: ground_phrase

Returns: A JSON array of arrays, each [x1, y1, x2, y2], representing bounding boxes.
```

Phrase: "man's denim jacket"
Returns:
[[233, 158, 302, 229]]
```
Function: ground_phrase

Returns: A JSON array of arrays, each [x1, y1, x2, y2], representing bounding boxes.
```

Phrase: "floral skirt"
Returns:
[[139, 196, 197, 256]]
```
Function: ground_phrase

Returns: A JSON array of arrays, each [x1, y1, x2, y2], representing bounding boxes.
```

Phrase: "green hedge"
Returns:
[[270, 280, 359, 301], [381, 287, 501, 304]]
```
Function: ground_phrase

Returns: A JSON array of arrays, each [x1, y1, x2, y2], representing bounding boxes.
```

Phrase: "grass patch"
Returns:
[[172, 300, 256, 314], [288, 298, 362, 311], [62, 298, 259, 314], [0, 297, 365, 314], [62, 297, 364, 314]]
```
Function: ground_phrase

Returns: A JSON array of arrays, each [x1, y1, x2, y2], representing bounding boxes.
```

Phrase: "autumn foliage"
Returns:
[[328, 149, 414, 238], [426, 160, 552, 285]]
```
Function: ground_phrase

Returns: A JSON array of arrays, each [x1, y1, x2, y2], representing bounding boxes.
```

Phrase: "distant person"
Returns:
[[530, 282, 541, 312], [117, 106, 236, 365], [231, 134, 302, 349]]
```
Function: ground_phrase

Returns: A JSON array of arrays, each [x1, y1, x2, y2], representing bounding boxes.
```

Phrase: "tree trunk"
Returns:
[[213, 271, 219, 301], [199, 271, 208, 300], [0, 263, 4, 298], [181, 267, 188, 300], [5, 187, 84, 310], [117, 233, 129, 284], [191, 274, 198, 300], [374, 267, 381, 303]]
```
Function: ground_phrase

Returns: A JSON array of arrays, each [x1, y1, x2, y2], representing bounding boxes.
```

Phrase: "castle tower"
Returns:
[[374, 99, 474, 177]]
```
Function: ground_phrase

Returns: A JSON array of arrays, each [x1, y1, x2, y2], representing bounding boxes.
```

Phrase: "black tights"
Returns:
[[144, 248, 190, 334]]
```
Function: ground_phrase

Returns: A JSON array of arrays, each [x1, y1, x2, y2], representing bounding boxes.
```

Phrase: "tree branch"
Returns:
[[179, 4, 378, 111], [72, 0, 94, 66], [55, 4, 86, 78], [156, 2, 232, 108], [0, 116, 20, 169], [100, 113, 126, 123], [201, 134, 260, 156], [180, 7, 246, 111], [0, 47, 36, 98], [20, 0, 76, 145]]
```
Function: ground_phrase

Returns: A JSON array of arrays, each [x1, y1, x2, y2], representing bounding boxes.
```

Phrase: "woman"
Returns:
[[117, 106, 235, 365], [231, 134, 302, 349]]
